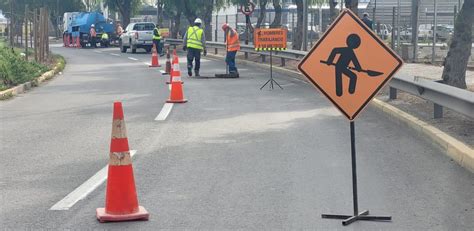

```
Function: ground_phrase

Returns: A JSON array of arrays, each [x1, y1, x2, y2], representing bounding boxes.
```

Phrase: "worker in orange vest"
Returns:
[[222, 23, 240, 77], [90, 24, 97, 48]]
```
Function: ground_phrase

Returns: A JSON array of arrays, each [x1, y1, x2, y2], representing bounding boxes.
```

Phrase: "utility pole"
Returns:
[[411, 0, 420, 63], [25, 5, 28, 61], [9, 0, 14, 48], [431, 0, 437, 64], [396, 0, 401, 54], [302, 0, 308, 51]]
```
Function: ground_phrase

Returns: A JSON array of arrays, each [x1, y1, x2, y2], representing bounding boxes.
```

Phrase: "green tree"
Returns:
[[103, 0, 142, 27], [441, 0, 473, 88]]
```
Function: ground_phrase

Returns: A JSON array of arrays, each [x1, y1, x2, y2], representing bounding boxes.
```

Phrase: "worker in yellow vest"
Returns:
[[183, 18, 207, 77], [153, 24, 163, 56], [222, 23, 240, 77]]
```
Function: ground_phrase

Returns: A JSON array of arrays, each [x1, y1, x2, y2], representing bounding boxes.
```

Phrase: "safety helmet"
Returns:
[[363, 12, 369, 17], [194, 18, 202, 24], [91, 24, 95, 27], [222, 23, 229, 31]]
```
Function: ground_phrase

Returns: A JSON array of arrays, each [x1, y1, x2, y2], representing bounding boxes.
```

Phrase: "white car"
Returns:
[[119, 22, 155, 53]]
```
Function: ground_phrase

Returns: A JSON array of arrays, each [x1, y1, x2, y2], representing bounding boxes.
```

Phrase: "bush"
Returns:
[[0, 47, 49, 91]]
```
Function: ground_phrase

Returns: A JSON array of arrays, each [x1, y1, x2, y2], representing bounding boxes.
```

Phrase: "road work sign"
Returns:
[[298, 9, 403, 121], [254, 28, 287, 51]]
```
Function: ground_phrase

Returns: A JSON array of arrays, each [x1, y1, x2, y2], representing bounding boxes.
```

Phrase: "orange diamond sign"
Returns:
[[298, 10, 403, 121]]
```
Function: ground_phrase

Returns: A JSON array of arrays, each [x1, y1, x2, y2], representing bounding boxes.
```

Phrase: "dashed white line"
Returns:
[[154, 103, 174, 121], [110, 53, 120, 56], [144, 62, 151, 66], [49, 150, 137, 211], [128, 57, 139, 61], [93, 50, 102, 53]]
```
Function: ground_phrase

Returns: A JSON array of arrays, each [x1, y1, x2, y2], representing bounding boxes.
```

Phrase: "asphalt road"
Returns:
[[0, 45, 473, 230]]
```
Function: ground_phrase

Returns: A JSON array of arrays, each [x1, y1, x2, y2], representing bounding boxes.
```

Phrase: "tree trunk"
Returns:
[[203, 5, 213, 41], [292, 0, 303, 50], [345, 0, 358, 15], [411, 0, 420, 62], [270, 0, 282, 28], [441, 0, 473, 89], [329, 0, 338, 24], [157, 1, 164, 26], [256, 0, 267, 28], [171, 10, 181, 38]]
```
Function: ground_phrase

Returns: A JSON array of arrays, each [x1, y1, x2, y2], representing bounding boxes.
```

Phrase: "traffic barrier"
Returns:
[[96, 102, 149, 223], [149, 44, 161, 67], [166, 53, 187, 103]]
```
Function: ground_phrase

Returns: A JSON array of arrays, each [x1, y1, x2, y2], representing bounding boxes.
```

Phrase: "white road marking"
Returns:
[[110, 53, 120, 56], [144, 62, 151, 66], [93, 50, 102, 53], [128, 57, 139, 61], [168, 84, 172, 91], [49, 150, 137, 211], [154, 103, 174, 121]]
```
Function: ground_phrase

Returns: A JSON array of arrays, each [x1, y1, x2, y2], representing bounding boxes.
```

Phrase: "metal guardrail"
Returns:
[[165, 39, 474, 119]]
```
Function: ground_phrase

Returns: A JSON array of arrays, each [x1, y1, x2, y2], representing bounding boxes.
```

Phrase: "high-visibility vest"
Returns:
[[101, 33, 109, 40], [153, 27, 161, 40], [186, 26, 203, 50], [226, 29, 240, 52], [90, 28, 96, 37]]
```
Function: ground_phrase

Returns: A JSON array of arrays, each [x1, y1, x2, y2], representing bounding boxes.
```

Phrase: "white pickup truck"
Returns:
[[119, 22, 155, 53]]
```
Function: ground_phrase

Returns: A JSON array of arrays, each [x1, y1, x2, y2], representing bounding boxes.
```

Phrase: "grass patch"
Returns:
[[0, 39, 55, 91]]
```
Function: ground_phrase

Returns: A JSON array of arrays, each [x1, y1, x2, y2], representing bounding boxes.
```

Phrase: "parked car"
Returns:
[[119, 22, 155, 53]]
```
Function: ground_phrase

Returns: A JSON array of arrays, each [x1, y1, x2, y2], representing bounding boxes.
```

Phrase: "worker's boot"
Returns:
[[195, 70, 200, 77], [187, 68, 192, 77]]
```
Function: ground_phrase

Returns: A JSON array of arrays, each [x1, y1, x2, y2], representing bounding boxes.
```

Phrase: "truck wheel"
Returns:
[[131, 45, 137, 54]]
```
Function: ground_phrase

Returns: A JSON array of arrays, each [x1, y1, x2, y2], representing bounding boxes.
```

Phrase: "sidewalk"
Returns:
[[398, 63, 474, 89]]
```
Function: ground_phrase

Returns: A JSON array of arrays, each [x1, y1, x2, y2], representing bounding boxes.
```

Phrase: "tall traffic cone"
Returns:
[[149, 43, 161, 67], [166, 49, 183, 85], [96, 102, 149, 223], [166, 55, 187, 103], [76, 36, 81, 49]]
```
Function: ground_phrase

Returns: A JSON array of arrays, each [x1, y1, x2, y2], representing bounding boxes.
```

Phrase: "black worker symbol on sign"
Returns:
[[321, 34, 383, 97]]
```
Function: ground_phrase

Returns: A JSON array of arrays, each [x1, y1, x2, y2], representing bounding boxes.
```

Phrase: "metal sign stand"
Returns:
[[260, 51, 283, 90], [321, 121, 392, 226]]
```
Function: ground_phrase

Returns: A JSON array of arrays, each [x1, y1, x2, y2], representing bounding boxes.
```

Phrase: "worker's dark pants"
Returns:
[[153, 39, 162, 54], [335, 66, 357, 96], [187, 48, 201, 71], [225, 51, 238, 73], [91, 37, 97, 48]]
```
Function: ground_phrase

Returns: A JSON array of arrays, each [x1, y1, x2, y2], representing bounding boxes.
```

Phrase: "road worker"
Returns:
[[222, 23, 240, 77], [183, 18, 207, 77], [116, 22, 123, 37], [362, 12, 373, 30], [90, 24, 97, 48], [153, 24, 163, 56], [100, 32, 109, 47]]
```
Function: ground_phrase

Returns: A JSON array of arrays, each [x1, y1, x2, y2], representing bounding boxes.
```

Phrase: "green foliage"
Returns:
[[0, 46, 49, 91]]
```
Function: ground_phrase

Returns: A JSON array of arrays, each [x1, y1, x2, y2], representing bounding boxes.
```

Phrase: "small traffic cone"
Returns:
[[96, 102, 149, 223], [161, 47, 171, 75], [149, 44, 161, 67], [166, 56, 187, 103]]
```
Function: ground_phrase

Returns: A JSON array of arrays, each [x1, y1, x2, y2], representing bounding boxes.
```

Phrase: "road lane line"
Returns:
[[155, 103, 174, 121], [144, 62, 151, 66], [93, 50, 102, 53], [110, 53, 120, 56], [49, 150, 137, 211], [128, 57, 139, 61]]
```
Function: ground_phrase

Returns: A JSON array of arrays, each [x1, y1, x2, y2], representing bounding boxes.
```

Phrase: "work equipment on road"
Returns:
[[167, 53, 187, 103], [162, 47, 172, 75], [149, 44, 161, 67], [96, 102, 149, 223]]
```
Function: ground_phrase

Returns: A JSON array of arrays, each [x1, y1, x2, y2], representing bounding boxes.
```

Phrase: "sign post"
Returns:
[[298, 9, 403, 226], [254, 28, 287, 90]]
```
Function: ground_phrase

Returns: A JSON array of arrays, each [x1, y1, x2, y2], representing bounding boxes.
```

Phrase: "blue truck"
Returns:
[[63, 12, 114, 47]]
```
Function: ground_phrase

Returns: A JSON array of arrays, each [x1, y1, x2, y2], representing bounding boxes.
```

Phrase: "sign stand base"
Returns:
[[260, 51, 283, 90], [321, 121, 392, 226]]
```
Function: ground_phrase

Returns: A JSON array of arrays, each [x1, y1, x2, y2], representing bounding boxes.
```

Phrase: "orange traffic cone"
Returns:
[[96, 102, 149, 223], [76, 36, 81, 49], [166, 50, 183, 85], [166, 55, 187, 103], [149, 44, 161, 67], [161, 47, 171, 75]]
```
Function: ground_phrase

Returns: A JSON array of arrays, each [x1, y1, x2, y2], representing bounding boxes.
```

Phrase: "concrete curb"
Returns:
[[0, 57, 65, 100], [205, 53, 474, 173]]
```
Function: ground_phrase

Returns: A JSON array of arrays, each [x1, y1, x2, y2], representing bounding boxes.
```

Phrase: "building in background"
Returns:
[[0, 10, 7, 36]]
